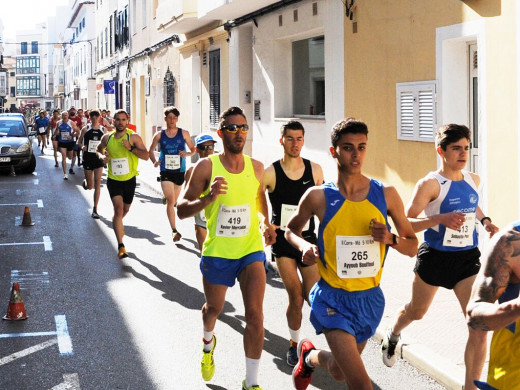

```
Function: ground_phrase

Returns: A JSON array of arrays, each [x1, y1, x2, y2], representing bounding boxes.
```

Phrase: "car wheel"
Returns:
[[22, 154, 36, 174]]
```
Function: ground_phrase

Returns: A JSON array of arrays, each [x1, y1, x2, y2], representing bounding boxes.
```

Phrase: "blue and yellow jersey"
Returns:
[[317, 180, 390, 292]]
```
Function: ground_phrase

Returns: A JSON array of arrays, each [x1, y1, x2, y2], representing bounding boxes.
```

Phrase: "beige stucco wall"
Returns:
[[344, 0, 517, 226]]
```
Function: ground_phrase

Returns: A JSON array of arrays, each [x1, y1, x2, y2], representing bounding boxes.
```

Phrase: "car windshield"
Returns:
[[0, 120, 26, 137]]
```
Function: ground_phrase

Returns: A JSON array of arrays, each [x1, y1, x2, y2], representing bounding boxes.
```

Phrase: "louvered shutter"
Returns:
[[396, 81, 436, 142]]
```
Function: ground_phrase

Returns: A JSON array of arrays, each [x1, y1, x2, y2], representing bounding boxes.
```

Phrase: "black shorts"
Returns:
[[107, 177, 136, 205], [58, 142, 74, 151], [82, 154, 104, 170], [271, 229, 317, 268], [414, 242, 481, 289], [159, 171, 185, 186]]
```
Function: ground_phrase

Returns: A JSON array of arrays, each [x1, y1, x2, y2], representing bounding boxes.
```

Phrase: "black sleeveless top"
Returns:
[[268, 158, 315, 234], [83, 126, 104, 156]]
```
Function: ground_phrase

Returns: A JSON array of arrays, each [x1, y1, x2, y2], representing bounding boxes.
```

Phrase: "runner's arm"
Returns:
[[148, 132, 161, 166], [128, 133, 149, 161], [182, 130, 196, 158]]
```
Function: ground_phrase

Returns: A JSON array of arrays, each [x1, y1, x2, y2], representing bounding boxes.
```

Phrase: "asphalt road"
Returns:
[[0, 146, 446, 389]]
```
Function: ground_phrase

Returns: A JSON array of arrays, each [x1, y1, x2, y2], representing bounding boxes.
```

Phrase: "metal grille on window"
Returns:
[[209, 50, 220, 128], [163, 67, 176, 107], [125, 80, 130, 114]]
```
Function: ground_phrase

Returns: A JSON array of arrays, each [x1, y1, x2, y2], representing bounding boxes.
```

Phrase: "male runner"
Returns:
[[54, 111, 79, 180], [183, 133, 217, 251], [177, 106, 276, 390], [69, 107, 83, 168], [264, 120, 323, 366], [285, 118, 418, 390], [148, 106, 195, 242], [381, 124, 498, 390], [34, 110, 49, 154], [77, 109, 106, 219], [97, 109, 149, 259], [49, 109, 61, 167], [468, 221, 520, 390]]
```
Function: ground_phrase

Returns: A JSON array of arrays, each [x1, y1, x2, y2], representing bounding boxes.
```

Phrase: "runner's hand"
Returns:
[[207, 176, 227, 202], [262, 223, 276, 246], [301, 243, 319, 265], [371, 219, 392, 245], [441, 211, 466, 230]]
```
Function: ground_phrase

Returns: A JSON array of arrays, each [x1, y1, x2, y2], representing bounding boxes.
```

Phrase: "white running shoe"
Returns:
[[381, 328, 400, 367]]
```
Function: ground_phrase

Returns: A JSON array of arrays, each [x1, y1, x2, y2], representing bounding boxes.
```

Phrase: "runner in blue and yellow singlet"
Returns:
[[468, 221, 520, 390], [97, 109, 149, 259], [177, 107, 276, 390], [285, 118, 418, 390]]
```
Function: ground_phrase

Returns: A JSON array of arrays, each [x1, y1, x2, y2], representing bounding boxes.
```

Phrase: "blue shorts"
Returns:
[[200, 251, 267, 287], [309, 279, 385, 344]]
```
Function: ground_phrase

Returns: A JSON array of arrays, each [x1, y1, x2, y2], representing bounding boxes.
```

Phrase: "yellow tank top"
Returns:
[[317, 181, 389, 292], [106, 129, 139, 181], [202, 154, 264, 259]]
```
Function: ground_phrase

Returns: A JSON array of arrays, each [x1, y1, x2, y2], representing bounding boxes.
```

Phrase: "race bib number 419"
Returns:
[[216, 204, 250, 237]]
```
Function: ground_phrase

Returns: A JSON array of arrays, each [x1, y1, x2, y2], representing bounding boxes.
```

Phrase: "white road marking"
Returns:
[[51, 373, 81, 390], [0, 236, 53, 251], [0, 200, 43, 207], [0, 339, 58, 366]]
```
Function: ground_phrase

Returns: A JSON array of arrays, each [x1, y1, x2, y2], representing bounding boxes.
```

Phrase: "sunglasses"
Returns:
[[197, 145, 214, 151], [221, 124, 249, 134]]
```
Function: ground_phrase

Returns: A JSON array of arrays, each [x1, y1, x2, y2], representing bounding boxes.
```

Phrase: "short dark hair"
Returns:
[[331, 118, 368, 147], [435, 124, 471, 151], [113, 109, 129, 119], [219, 106, 246, 129], [164, 106, 180, 117], [281, 120, 304, 137], [89, 109, 101, 117]]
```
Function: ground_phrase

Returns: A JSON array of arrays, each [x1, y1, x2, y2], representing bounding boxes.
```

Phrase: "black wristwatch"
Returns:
[[392, 233, 398, 246], [130, 145, 135, 152]]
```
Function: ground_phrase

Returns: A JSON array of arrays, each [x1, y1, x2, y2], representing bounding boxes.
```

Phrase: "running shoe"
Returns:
[[242, 380, 262, 390], [173, 230, 182, 242], [118, 246, 128, 259], [69, 169, 75, 175], [201, 335, 217, 381], [292, 339, 315, 390], [161, 196, 167, 205], [287, 342, 298, 367], [91, 211, 100, 219], [381, 327, 400, 367], [41, 149, 44, 154], [54, 162, 59, 168], [63, 174, 68, 180], [82, 179, 88, 190]]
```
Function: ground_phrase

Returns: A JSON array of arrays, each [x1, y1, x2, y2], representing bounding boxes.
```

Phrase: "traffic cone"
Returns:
[[3, 282, 28, 321], [20, 206, 34, 226]]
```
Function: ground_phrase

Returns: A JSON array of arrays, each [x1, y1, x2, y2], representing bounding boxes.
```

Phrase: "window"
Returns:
[[20, 42, 27, 55], [396, 81, 436, 142], [292, 35, 324, 116], [16, 76, 40, 96], [31, 41, 38, 54], [209, 50, 220, 127], [142, 0, 147, 28], [163, 67, 176, 107], [105, 27, 108, 57], [16, 57, 40, 74], [109, 15, 113, 54], [10, 86, 15, 97]]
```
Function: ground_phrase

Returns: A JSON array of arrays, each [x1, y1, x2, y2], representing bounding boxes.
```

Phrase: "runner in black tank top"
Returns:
[[264, 120, 323, 368]]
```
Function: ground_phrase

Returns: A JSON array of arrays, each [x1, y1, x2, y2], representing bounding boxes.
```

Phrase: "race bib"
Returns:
[[216, 204, 250, 237], [87, 140, 101, 153], [199, 211, 206, 223], [336, 235, 381, 279], [443, 213, 476, 247], [280, 204, 309, 231], [111, 157, 130, 176], [60, 131, 70, 140], [165, 155, 181, 170], [38, 127, 45, 134]]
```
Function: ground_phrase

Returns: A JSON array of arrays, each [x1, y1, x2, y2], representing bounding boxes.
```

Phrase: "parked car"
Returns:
[[0, 112, 29, 127], [0, 117, 36, 174]]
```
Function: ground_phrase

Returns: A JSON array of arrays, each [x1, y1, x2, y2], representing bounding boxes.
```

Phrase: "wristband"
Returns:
[[480, 216, 492, 226], [130, 145, 135, 152]]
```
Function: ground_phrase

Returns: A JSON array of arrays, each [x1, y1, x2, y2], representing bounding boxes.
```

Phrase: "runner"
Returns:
[[183, 133, 217, 251], [77, 109, 105, 219], [264, 120, 323, 366], [54, 111, 79, 180], [49, 109, 61, 167], [285, 118, 418, 390], [177, 106, 276, 390], [148, 106, 195, 242], [69, 107, 84, 168], [468, 221, 520, 390], [381, 124, 498, 390], [34, 110, 49, 154], [97, 109, 149, 259]]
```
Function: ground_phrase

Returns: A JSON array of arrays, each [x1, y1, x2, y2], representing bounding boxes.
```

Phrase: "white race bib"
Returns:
[[336, 235, 381, 279], [216, 204, 250, 237], [165, 155, 181, 170], [60, 131, 69, 140], [38, 127, 45, 134], [443, 213, 476, 247], [280, 204, 309, 231], [111, 157, 130, 176], [88, 140, 101, 153]]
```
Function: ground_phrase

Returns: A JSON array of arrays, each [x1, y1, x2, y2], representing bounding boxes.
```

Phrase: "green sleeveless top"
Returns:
[[202, 154, 264, 259], [106, 129, 139, 181]]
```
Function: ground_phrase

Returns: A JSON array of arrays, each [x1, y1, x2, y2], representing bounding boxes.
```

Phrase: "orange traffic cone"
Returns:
[[3, 282, 28, 321], [20, 206, 34, 226]]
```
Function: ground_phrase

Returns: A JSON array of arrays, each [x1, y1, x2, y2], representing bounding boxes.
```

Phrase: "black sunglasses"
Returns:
[[198, 145, 215, 151]]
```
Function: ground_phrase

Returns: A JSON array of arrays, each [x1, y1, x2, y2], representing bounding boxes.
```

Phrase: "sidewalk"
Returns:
[[135, 160, 489, 390]]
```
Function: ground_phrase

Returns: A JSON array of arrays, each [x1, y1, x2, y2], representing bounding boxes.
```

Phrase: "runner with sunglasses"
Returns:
[[177, 106, 276, 390], [148, 106, 196, 242]]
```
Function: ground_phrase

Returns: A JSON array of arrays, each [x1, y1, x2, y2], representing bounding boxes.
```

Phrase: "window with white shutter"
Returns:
[[396, 81, 436, 142]]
